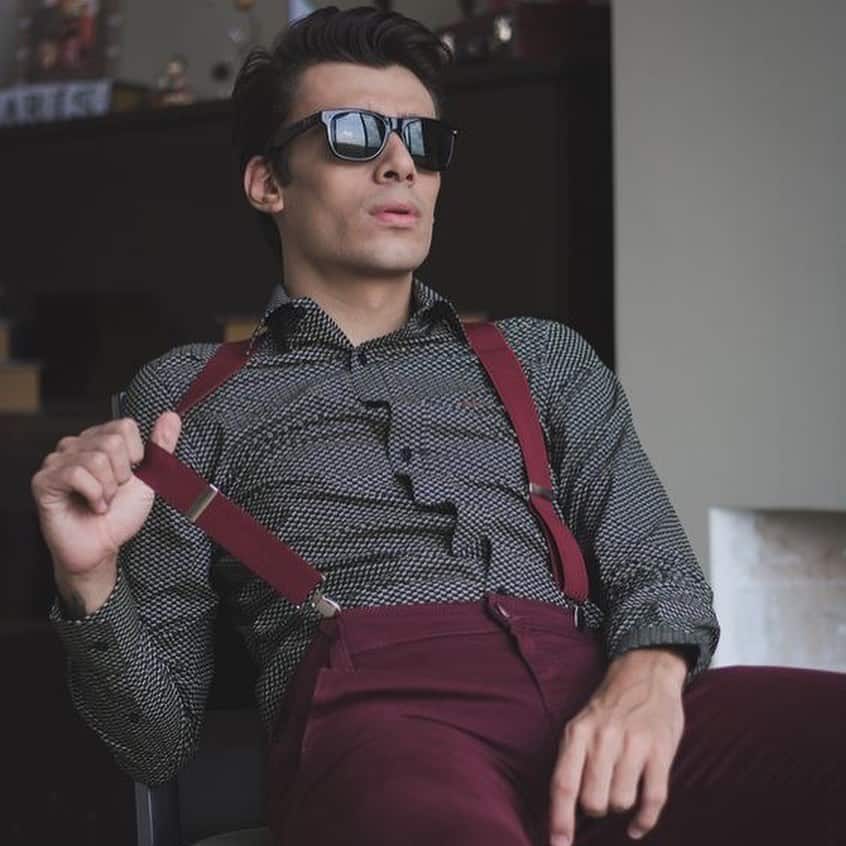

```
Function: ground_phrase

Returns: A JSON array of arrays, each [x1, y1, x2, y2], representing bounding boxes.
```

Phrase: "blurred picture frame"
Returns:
[[16, 0, 123, 83]]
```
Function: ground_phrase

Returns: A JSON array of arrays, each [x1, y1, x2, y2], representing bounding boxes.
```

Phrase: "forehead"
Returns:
[[291, 62, 437, 120]]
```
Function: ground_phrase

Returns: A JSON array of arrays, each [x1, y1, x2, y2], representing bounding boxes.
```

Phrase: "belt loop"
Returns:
[[327, 613, 355, 671], [484, 591, 514, 630]]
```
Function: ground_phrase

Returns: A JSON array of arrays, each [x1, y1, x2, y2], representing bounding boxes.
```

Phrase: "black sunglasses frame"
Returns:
[[265, 108, 460, 172]]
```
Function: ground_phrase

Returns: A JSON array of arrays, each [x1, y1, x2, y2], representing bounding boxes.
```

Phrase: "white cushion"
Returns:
[[192, 827, 275, 846]]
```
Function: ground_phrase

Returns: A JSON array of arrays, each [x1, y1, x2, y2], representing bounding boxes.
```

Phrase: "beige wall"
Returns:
[[613, 0, 845, 576]]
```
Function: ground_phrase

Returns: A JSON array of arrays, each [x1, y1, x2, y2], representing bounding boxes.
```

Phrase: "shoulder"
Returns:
[[488, 316, 613, 428], [121, 341, 224, 440], [137, 341, 223, 395], [491, 315, 604, 381]]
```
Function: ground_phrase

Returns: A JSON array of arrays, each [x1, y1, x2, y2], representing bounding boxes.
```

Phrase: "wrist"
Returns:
[[610, 646, 689, 691], [53, 559, 118, 619]]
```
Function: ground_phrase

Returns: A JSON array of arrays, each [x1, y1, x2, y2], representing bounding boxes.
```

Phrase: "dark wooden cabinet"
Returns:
[[0, 621, 138, 845], [422, 41, 614, 369], [0, 7, 611, 843]]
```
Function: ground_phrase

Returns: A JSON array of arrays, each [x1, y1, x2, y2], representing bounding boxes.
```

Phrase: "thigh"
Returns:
[[274, 669, 535, 846], [572, 664, 846, 846]]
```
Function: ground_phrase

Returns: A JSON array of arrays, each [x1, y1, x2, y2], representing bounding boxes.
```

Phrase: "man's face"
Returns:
[[273, 62, 442, 281]]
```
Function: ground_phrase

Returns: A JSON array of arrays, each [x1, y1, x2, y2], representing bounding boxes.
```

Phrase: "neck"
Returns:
[[280, 264, 415, 348]]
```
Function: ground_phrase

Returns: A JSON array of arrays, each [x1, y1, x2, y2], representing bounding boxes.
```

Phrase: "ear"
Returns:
[[243, 154, 285, 214]]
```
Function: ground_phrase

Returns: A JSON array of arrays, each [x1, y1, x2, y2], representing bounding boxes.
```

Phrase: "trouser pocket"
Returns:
[[502, 618, 608, 728]]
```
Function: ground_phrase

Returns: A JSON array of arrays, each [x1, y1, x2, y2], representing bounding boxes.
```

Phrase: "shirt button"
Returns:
[[400, 446, 412, 462], [357, 349, 368, 365]]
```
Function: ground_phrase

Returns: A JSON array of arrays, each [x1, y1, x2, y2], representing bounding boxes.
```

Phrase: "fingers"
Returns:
[[33, 418, 145, 512], [78, 418, 145, 466], [149, 410, 182, 454], [627, 750, 671, 839], [549, 721, 672, 846], [608, 735, 650, 814], [35, 461, 109, 514], [549, 721, 589, 845], [579, 724, 624, 817]]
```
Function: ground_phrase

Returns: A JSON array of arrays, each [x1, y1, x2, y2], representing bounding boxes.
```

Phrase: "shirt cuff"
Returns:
[[48, 566, 144, 679]]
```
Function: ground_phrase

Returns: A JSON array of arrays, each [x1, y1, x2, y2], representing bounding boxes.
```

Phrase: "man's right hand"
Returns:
[[30, 410, 182, 616]]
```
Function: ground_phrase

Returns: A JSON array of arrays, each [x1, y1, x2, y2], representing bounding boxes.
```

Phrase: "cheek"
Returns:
[[315, 175, 366, 233]]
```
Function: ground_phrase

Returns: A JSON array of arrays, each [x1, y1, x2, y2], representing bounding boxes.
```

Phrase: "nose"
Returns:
[[375, 129, 417, 181]]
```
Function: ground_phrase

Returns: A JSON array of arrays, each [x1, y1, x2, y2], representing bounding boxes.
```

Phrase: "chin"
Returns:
[[358, 249, 428, 274]]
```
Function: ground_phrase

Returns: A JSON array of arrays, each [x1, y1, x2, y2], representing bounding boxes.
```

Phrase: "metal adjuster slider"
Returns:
[[309, 575, 341, 618], [187, 484, 219, 523], [527, 481, 554, 501]]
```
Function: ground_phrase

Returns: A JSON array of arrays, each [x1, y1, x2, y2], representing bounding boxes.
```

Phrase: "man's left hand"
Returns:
[[547, 647, 688, 846]]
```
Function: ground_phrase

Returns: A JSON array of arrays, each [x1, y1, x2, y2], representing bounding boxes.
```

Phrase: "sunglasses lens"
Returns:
[[405, 118, 455, 171], [330, 111, 386, 159], [330, 111, 455, 171]]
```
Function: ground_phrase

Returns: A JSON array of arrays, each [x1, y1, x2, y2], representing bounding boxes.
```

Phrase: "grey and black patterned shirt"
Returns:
[[49, 274, 720, 786]]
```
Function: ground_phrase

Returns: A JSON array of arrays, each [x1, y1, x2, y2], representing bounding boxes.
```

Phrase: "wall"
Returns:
[[709, 507, 846, 669], [612, 0, 845, 576]]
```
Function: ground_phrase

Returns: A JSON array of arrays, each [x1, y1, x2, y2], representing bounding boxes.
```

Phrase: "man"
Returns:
[[31, 6, 845, 846]]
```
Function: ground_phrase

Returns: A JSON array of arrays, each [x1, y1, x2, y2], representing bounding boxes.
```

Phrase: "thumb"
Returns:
[[149, 410, 182, 454]]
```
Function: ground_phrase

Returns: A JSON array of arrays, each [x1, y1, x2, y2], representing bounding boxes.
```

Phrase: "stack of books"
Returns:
[[0, 319, 42, 413], [218, 315, 262, 343]]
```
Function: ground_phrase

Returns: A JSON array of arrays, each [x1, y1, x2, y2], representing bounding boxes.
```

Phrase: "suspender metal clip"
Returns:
[[309, 575, 341, 618], [527, 481, 554, 501], [187, 484, 219, 523]]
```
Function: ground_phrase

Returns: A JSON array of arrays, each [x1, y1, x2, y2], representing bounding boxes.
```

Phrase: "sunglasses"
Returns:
[[265, 108, 460, 172]]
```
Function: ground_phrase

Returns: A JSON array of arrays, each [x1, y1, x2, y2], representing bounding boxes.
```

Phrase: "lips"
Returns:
[[369, 203, 420, 218]]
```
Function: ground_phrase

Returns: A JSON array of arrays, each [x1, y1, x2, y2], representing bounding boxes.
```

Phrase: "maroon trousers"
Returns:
[[265, 593, 846, 845]]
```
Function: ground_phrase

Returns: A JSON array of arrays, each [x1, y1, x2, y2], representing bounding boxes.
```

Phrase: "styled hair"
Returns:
[[230, 5, 454, 268]]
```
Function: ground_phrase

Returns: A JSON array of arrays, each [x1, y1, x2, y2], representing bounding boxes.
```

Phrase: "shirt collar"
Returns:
[[246, 274, 473, 356]]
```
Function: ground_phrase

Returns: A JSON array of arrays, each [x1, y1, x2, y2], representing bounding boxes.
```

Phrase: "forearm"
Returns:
[[50, 567, 211, 785]]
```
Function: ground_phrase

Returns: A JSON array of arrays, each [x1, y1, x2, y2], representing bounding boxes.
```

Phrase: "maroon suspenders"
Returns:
[[129, 322, 590, 620]]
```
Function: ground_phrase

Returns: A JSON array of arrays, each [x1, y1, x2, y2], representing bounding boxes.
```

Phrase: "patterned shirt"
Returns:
[[48, 274, 720, 786]]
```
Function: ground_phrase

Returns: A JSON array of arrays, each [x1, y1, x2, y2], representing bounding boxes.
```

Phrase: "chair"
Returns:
[[134, 613, 275, 846]]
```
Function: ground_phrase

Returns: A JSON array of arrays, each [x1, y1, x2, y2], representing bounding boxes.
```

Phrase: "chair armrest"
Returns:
[[135, 779, 181, 846]]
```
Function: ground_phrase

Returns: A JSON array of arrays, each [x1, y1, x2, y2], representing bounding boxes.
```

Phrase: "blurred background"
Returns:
[[0, 0, 843, 843]]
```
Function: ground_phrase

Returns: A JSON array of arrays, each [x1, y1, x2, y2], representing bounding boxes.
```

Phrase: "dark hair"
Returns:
[[231, 5, 454, 270]]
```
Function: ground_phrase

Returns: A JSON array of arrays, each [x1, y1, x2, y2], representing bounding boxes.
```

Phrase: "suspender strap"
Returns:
[[174, 339, 251, 415], [463, 322, 590, 603], [134, 443, 325, 607]]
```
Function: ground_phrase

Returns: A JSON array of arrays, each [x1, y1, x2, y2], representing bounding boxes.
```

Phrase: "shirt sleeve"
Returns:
[[544, 322, 720, 687], [48, 353, 219, 785]]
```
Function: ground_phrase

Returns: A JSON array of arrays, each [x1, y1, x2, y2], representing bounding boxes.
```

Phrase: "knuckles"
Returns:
[[608, 797, 636, 813]]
